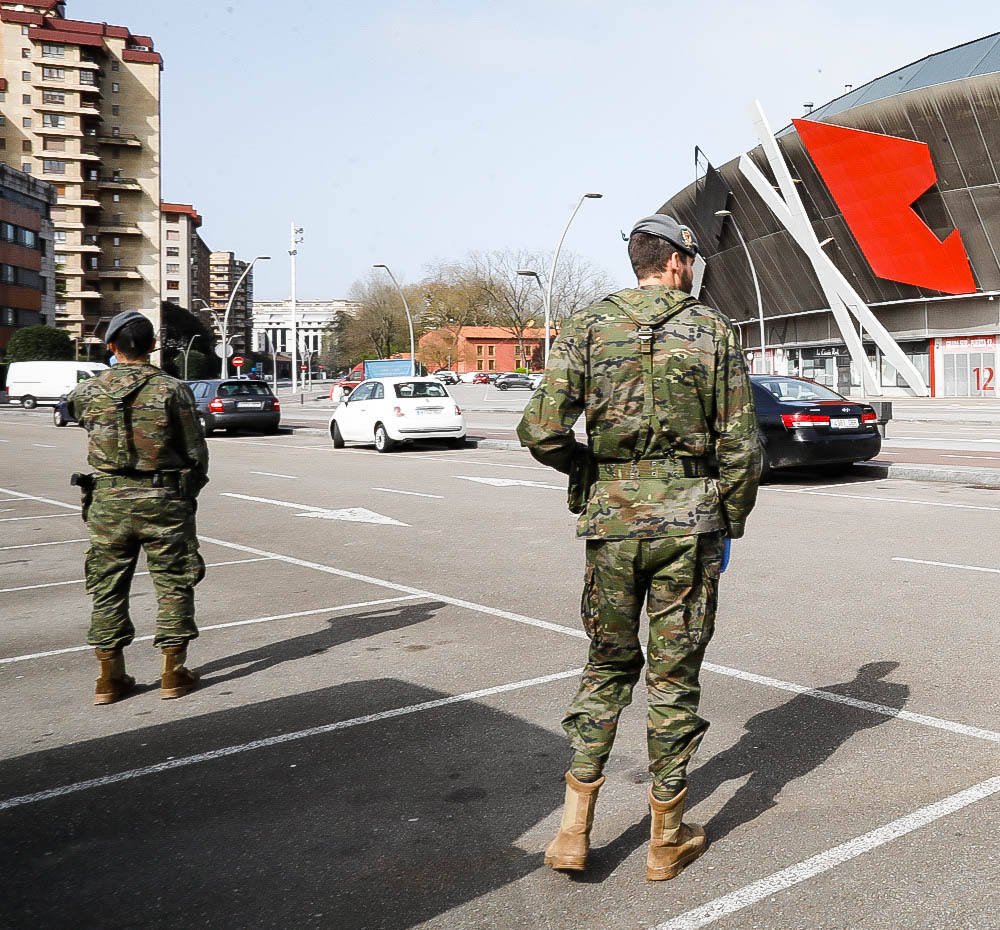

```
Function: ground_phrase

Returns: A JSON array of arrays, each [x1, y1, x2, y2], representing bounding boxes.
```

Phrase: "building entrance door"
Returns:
[[938, 336, 997, 397]]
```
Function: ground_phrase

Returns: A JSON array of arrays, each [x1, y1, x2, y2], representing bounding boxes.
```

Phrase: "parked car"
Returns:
[[472, 372, 490, 384], [7, 360, 108, 409], [458, 372, 478, 383], [753, 375, 880, 477], [433, 370, 460, 384], [528, 372, 544, 388], [187, 378, 281, 435], [329, 377, 466, 452], [495, 373, 535, 391]]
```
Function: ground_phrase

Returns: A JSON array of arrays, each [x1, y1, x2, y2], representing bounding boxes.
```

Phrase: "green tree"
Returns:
[[5, 324, 74, 362]]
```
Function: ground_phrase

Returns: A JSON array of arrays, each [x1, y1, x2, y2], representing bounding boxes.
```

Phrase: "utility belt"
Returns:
[[596, 456, 716, 480], [91, 470, 182, 491]]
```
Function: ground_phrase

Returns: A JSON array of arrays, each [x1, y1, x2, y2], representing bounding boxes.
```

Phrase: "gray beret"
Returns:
[[629, 214, 698, 257], [104, 309, 150, 344]]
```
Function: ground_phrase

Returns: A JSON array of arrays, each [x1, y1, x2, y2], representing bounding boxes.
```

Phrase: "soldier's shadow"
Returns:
[[193, 601, 446, 689], [578, 661, 909, 881]]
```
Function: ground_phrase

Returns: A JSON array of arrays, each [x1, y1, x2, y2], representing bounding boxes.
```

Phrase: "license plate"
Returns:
[[236, 402, 263, 409], [829, 417, 859, 429], [417, 407, 443, 415]]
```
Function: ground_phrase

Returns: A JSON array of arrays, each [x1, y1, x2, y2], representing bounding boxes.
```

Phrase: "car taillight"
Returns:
[[393, 406, 405, 417], [272, 398, 280, 411], [781, 412, 830, 429], [862, 411, 877, 423], [454, 405, 462, 415], [208, 398, 224, 413]]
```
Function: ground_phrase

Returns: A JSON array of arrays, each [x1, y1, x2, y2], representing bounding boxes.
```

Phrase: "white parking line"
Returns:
[[0, 558, 272, 594], [0, 513, 77, 523], [0, 538, 89, 551], [0, 508, 14, 513], [0, 595, 424, 665], [372, 487, 445, 499], [654, 775, 1000, 930], [704, 662, 1000, 744], [763, 487, 1000, 512], [0, 487, 78, 510], [893, 557, 1000, 576], [250, 471, 301, 479], [0, 667, 583, 812], [33, 443, 57, 449]]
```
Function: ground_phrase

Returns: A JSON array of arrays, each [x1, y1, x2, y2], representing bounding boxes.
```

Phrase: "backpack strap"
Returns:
[[607, 294, 696, 459], [104, 373, 155, 470]]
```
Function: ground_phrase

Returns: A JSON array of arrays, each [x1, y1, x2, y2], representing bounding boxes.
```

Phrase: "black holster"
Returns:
[[70, 472, 95, 522], [567, 448, 595, 515]]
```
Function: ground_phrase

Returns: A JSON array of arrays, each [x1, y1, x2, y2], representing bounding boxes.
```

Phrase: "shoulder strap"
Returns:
[[101, 372, 155, 469], [605, 294, 697, 459]]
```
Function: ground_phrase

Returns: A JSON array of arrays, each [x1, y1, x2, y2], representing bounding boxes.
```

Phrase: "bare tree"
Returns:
[[548, 252, 617, 329], [334, 273, 416, 366], [414, 262, 493, 370]]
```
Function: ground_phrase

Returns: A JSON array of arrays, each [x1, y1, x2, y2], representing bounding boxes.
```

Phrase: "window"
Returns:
[[488, 345, 496, 356], [477, 345, 484, 356], [22, 117, 32, 128], [111, 61, 120, 71], [166, 263, 180, 274], [0, 117, 5, 127], [22, 71, 31, 81], [22, 48, 31, 59], [22, 94, 31, 104], [42, 113, 65, 128], [1, 223, 14, 241], [20, 229, 36, 249], [54, 230, 67, 243], [166, 230, 179, 241], [111, 82, 119, 93], [43, 137, 64, 151], [166, 246, 179, 257], [0, 140, 5, 151], [113, 281, 121, 291], [113, 236, 121, 247], [167, 214, 179, 223], [43, 90, 64, 104], [111, 105, 119, 116], [21, 141, 31, 152], [394, 382, 447, 398], [42, 43, 65, 58], [113, 258, 121, 268], [55, 184, 66, 196], [42, 67, 65, 80], [42, 159, 66, 174], [111, 126, 120, 137], [112, 193, 120, 203], [22, 163, 32, 173], [79, 72, 95, 86], [22, 25, 29, 35]]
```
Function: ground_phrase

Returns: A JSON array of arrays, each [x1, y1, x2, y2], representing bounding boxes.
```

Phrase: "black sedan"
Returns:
[[495, 373, 535, 391], [187, 378, 281, 435], [752, 375, 881, 477]]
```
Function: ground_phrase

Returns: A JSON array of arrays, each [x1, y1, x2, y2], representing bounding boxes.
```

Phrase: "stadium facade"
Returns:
[[662, 32, 1000, 397]]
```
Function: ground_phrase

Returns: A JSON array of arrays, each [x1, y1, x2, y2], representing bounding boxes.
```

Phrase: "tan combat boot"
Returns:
[[160, 644, 200, 699], [646, 786, 706, 881], [94, 648, 136, 705], [544, 772, 605, 871]]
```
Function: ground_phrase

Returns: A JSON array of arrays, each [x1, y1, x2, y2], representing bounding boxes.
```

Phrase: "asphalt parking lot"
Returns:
[[1, 410, 999, 929]]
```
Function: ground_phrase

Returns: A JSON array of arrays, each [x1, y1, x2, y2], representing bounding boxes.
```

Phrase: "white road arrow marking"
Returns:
[[221, 492, 409, 526], [453, 475, 563, 490]]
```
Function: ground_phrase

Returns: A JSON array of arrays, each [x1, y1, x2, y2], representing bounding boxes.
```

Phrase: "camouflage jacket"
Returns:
[[68, 363, 209, 482], [516, 286, 760, 539]]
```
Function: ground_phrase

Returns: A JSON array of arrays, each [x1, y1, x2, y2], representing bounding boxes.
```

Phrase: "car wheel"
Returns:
[[53, 407, 66, 427], [758, 440, 772, 483], [331, 421, 345, 448], [199, 415, 213, 437], [21, 395, 37, 410], [498, 383, 508, 391], [449, 436, 467, 449], [818, 462, 853, 477], [374, 423, 395, 453]]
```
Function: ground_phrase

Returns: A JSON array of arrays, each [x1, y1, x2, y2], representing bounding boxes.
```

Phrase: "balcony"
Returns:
[[54, 242, 101, 254], [63, 288, 102, 300], [97, 133, 141, 148], [97, 215, 142, 234], [98, 265, 142, 280], [97, 176, 141, 191]]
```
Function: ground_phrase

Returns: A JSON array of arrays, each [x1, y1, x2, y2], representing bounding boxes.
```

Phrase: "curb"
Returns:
[[852, 460, 1000, 488]]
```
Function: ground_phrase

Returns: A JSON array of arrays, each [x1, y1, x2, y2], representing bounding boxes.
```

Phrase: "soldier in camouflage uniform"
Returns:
[[517, 214, 759, 880], [68, 310, 209, 705]]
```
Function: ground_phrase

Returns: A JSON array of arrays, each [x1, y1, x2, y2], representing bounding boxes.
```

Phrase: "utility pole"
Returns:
[[290, 222, 304, 394]]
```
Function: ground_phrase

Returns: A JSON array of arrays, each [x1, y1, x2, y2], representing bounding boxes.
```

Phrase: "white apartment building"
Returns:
[[252, 298, 359, 359]]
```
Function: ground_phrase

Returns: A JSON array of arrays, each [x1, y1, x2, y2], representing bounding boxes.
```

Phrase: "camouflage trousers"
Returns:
[[563, 532, 724, 792], [84, 491, 205, 650]]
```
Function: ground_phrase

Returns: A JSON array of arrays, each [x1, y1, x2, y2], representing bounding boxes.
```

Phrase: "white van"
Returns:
[[6, 360, 109, 409]]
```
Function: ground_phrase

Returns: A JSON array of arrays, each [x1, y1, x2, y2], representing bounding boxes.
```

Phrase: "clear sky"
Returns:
[[75, 1, 1000, 301]]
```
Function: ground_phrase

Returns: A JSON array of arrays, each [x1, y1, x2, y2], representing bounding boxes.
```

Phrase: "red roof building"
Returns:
[[418, 326, 556, 373]]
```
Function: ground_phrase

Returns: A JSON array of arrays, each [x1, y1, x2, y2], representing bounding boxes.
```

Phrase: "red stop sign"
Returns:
[[300, 365, 307, 371], [232, 356, 245, 367]]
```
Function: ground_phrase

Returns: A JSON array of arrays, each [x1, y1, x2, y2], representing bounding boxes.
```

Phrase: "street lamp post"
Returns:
[[544, 192, 602, 367], [290, 223, 304, 394], [220, 255, 270, 379], [373, 264, 416, 375], [716, 209, 767, 374], [179, 334, 200, 380], [516, 269, 545, 369]]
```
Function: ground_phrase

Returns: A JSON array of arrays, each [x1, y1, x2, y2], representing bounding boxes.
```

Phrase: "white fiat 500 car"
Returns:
[[328, 376, 467, 452]]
